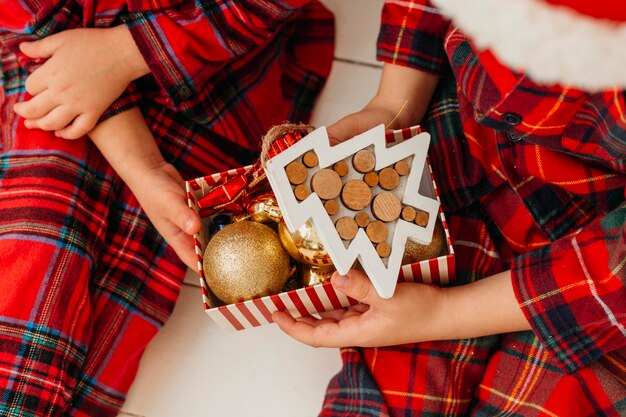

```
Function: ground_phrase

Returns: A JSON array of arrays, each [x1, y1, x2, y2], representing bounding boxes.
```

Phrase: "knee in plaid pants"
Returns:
[[0, 122, 186, 416]]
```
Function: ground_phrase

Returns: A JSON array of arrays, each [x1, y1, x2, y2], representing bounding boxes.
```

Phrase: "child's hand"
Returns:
[[273, 268, 530, 348], [88, 108, 199, 269], [327, 63, 441, 144], [272, 269, 450, 347], [13, 26, 149, 140], [129, 162, 201, 269], [327, 103, 398, 145]]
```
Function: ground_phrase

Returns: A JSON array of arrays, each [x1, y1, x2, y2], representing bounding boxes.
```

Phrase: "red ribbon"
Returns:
[[197, 129, 308, 217]]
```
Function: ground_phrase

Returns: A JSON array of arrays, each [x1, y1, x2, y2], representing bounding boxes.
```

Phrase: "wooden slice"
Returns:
[[366, 220, 388, 243], [311, 168, 342, 200], [401, 206, 416, 222], [335, 216, 358, 241], [340, 180, 372, 211], [324, 200, 340, 216], [354, 212, 371, 228], [363, 171, 379, 187], [302, 151, 319, 168], [378, 167, 400, 191], [294, 184, 310, 201], [333, 160, 349, 177], [352, 149, 376, 173], [285, 161, 308, 185], [371, 191, 402, 222], [414, 210, 430, 227], [376, 241, 392, 258], [394, 160, 410, 176]]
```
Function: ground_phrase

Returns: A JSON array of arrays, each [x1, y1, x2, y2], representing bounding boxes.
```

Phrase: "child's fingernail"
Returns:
[[185, 218, 196, 233], [333, 274, 349, 289]]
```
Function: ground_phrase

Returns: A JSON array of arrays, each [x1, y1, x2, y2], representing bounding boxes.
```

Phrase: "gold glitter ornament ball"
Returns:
[[203, 221, 291, 304]]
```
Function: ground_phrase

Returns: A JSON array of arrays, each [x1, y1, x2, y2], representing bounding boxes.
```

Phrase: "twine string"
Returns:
[[260, 122, 315, 167]]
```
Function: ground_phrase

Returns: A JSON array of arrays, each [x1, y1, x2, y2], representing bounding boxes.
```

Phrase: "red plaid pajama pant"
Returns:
[[0, 116, 188, 416]]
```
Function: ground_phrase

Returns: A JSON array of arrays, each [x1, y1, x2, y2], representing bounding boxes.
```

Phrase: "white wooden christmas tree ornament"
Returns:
[[264, 125, 439, 299]]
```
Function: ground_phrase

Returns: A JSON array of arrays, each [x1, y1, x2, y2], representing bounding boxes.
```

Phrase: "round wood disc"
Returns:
[[335, 216, 358, 241], [352, 149, 376, 173], [371, 191, 402, 222], [394, 160, 410, 176], [333, 160, 349, 177], [285, 161, 308, 185], [340, 180, 372, 211], [324, 200, 340, 216], [363, 171, 379, 187], [293, 184, 310, 201], [414, 210, 430, 227], [401, 206, 416, 222], [376, 241, 391, 258], [378, 167, 400, 191], [302, 150, 319, 168], [366, 220, 388, 243], [354, 212, 371, 228], [311, 168, 342, 200]]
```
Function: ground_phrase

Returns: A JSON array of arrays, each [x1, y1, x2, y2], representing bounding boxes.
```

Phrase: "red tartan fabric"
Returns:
[[321, 1, 626, 416], [0, 1, 334, 416]]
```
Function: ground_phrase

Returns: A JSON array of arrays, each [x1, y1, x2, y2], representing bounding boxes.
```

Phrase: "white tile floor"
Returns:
[[120, 2, 384, 416]]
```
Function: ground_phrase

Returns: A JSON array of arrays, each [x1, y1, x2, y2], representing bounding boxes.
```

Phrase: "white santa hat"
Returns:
[[431, 0, 626, 91]]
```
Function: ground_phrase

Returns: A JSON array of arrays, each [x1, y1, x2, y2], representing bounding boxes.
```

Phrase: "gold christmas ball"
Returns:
[[299, 265, 335, 287], [203, 221, 291, 304], [246, 193, 282, 223], [278, 218, 333, 268], [402, 219, 446, 264]]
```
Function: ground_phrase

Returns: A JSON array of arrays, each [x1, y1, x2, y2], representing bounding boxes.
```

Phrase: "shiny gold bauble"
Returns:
[[402, 219, 446, 264], [203, 221, 291, 304], [278, 218, 333, 268], [246, 193, 282, 223], [299, 265, 335, 287]]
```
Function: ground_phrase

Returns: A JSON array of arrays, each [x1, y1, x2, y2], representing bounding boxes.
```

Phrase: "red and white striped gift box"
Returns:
[[186, 127, 455, 331]]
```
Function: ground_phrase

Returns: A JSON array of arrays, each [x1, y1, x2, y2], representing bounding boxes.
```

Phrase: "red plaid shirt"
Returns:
[[379, 0, 626, 375], [322, 1, 625, 416]]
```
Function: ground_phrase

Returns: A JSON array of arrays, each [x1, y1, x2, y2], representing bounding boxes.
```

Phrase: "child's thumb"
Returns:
[[331, 270, 380, 305], [178, 206, 201, 236]]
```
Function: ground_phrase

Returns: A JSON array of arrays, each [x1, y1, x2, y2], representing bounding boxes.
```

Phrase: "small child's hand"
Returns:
[[272, 269, 449, 347], [13, 26, 149, 140], [327, 102, 398, 145], [327, 63, 441, 144], [129, 162, 201, 269], [273, 267, 530, 347]]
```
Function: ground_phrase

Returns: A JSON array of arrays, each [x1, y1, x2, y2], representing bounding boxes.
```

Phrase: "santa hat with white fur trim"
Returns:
[[431, 0, 626, 91]]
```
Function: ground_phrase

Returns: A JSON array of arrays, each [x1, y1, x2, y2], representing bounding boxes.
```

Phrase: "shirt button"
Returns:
[[506, 133, 522, 142], [503, 113, 522, 126]]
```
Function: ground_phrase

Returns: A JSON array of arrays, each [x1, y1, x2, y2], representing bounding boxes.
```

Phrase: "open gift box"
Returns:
[[186, 126, 456, 331]]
